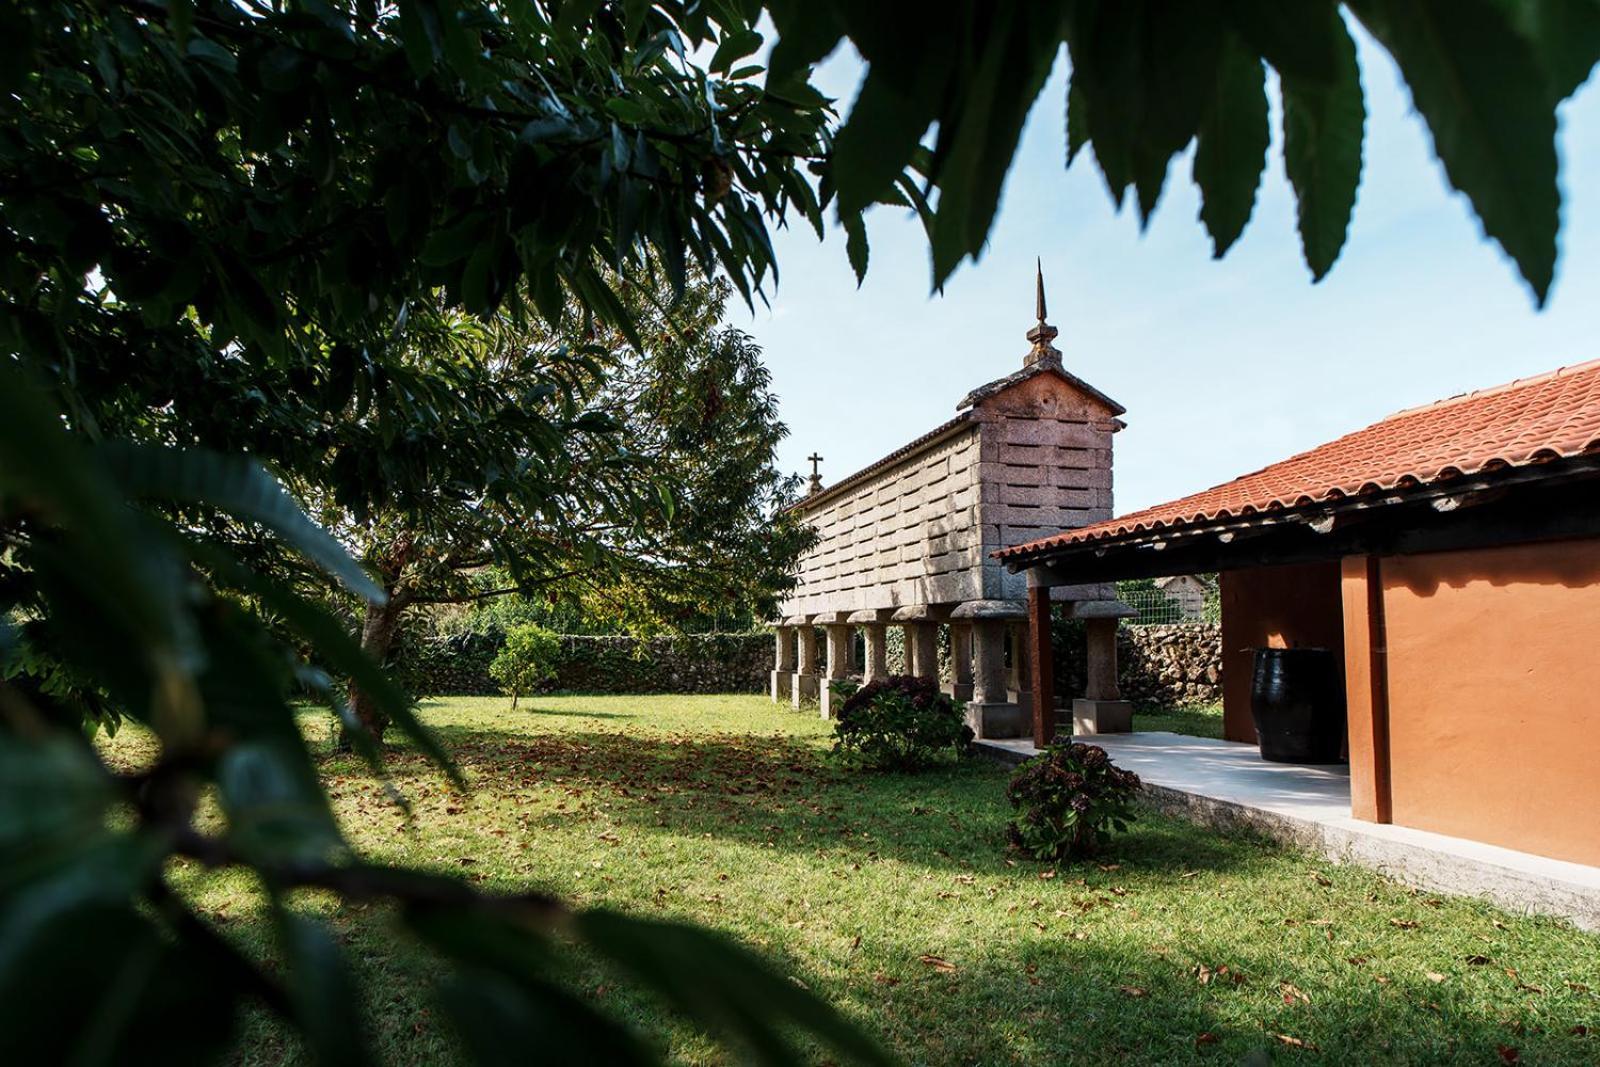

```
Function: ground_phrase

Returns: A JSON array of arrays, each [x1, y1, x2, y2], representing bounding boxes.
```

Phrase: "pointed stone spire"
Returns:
[[1024, 257, 1061, 368]]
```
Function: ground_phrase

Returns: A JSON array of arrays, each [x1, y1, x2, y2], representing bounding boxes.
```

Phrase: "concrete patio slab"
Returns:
[[977, 731, 1600, 931]]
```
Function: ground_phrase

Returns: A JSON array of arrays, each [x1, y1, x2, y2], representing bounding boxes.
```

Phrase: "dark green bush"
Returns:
[[831, 675, 972, 771], [1006, 742, 1141, 861]]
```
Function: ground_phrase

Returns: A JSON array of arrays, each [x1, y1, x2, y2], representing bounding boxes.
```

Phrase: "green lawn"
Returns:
[[107, 694, 1598, 1065], [1134, 703, 1225, 739]]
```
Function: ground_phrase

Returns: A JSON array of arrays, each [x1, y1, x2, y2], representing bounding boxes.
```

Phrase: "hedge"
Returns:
[[390, 630, 771, 697]]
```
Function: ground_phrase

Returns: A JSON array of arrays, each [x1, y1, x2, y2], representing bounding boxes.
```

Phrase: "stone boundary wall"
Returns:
[[392, 624, 1220, 706], [392, 632, 771, 697], [1117, 624, 1223, 706], [1046, 622, 1222, 708]]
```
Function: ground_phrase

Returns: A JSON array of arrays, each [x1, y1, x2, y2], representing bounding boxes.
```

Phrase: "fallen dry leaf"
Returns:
[[1390, 919, 1420, 930], [872, 972, 899, 986], [1426, 971, 1447, 983], [1496, 1045, 1520, 1064], [1569, 1024, 1590, 1037], [1118, 985, 1147, 998], [1195, 1032, 1218, 1047], [1280, 982, 1311, 1005], [1274, 1033, 1319, 1051], [918, 955, 957, 974], [1465, 954, 1493, 966]]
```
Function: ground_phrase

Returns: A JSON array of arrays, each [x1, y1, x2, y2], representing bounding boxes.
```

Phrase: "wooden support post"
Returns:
[[1341, 555, 1393, 823], [1027, 585, 1055, 749]]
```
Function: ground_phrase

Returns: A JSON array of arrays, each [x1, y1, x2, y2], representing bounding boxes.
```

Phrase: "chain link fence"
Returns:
[[1116, 575, 1220, 626]]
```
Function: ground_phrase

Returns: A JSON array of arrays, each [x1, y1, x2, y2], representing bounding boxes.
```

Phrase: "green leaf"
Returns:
[[167, 0, 194, 50], [1223, 0, 1343, 83], [277, 910, 374, 1067], [0, 734, 111, 873], [1281, 14, 1366, 281], [0, 902, 240, 1066], [764, 1, 844, 84], [1351, 0, 1558, 304], [576, 910, 892, 1066], [1489, 0, 1600, 101], [100, 442, 383, 603], [927, 4, 1062, 285], [0, 365, 199, 697], [710, 29, 763, 76], [1192, 38, 1270, 258], [1065, 76, 1090, 166], [831, 67, 935, 218], [192, 543, 460, 786], [439, 970, 654, 1067], [420, 211, 491, 267], [399, 0, 444, 77], [842, 211, 868, 284], [217, 740, 346, 867]]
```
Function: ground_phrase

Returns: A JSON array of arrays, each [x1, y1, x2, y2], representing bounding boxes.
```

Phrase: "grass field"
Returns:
[[105, 694, 1599, 1065]]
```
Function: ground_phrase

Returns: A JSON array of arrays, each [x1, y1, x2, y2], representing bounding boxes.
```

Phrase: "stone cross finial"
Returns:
[[806, 452, 824, 494], [1024, 257, 1061, 368]]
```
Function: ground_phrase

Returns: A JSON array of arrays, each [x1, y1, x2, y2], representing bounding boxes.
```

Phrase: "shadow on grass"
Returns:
[[212, 892, 1578, 1067], [356, 720, 1255, 879], [414, 699, 639, 721]]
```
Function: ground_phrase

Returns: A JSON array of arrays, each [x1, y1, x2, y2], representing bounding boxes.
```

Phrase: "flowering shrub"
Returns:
[[1006, 742, 1141, 861], [831, 675, 973, 771]]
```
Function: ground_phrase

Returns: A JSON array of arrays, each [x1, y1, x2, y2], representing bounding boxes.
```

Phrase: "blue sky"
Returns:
[[741, 29, 1600, 515]]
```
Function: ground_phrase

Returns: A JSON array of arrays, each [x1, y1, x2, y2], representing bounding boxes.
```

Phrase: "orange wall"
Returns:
[[1376, 539, 1600, 866], [1219, 562, 1345, 743]]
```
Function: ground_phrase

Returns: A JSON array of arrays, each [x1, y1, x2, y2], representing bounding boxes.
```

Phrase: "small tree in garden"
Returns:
[[1007, 743, 1142, 861], [832, 676, 973, 771], [490, 624, 563, 708]]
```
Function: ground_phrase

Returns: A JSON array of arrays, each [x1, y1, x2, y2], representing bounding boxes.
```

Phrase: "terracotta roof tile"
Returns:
[[999, 358, 1600, 559]]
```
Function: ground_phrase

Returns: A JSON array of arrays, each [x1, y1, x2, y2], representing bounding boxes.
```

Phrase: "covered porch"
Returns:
[[977, 730, 1600, 930]]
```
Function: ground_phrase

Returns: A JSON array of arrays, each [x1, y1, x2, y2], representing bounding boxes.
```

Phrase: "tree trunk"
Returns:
[[343, 595, 407, 748]]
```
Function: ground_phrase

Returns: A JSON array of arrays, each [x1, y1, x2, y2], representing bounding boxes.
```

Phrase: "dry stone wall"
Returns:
[[392, 632, 771, 697], [1047, 621, 1222, 707], [1117, 625, 1223, 706]]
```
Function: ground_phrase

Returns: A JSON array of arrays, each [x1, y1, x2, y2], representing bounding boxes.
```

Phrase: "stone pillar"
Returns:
[[770, 625, 795, 703], [971, 620, 1008, 704], [820, 623, 853, 719], [905, 622, 938, 682], [1074, 616, 1133, 734], [792, 625, 819, 708], [1027, 585, 1057, 749], [953, 600, 1029, 739], [1007, 623, 1033, 719], [861, 624, 888, 684], [946, 623, 974, 701]]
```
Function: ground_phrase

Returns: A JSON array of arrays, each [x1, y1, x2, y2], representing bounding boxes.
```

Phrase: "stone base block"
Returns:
[[819, 678, 848, 720], [966, 702, 1028, 740], [770, 670, 793, 703], [1008, 690, 1034, 718], [1073, 698, 1133, 735], [945, 681, 974, 702], [791, 673, 819, 708]]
